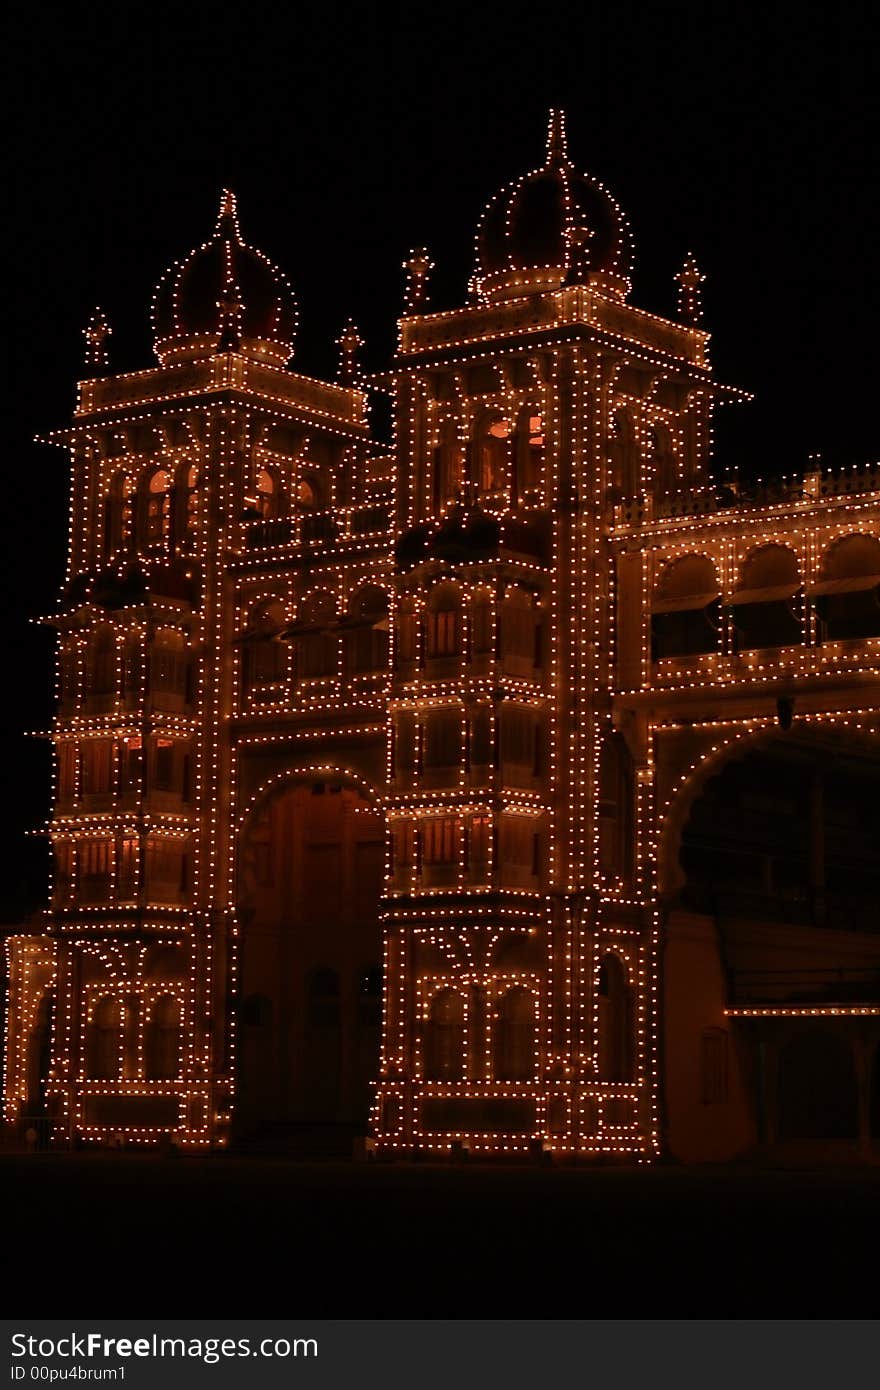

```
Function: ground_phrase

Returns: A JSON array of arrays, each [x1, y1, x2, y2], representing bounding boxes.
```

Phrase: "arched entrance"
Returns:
[[660, 723, 880, 1162], [236, 777, 384, 1143]]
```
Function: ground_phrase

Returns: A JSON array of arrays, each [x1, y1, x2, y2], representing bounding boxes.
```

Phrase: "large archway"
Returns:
[[673, 725, 880, 932], [235, 776, 384, 1144], [660, 722, 880, 1162]]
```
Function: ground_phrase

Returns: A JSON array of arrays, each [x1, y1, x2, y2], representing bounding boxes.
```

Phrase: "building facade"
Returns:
[[4, 115, 879, 1159]]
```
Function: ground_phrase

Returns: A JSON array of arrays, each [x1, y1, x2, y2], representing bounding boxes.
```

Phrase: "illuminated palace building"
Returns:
[[5, 114, 880, 1161]]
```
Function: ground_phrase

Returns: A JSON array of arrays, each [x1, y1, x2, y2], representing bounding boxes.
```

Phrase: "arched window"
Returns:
[[103, 472, 132, 558], [297, 476, 319, 509], [174, 463, 199, 543], [514, 409, 544, 498], [86, 996, 121, 1080], [471, 413, 510, 497], [345, 587, 389, 675], [731, 545, 802, 650], [255, 468, 278, 519], [597, 954, 634, 1082], [609, 409, 639, 496], [296, 592, 338, 679], [424, 989, 465, 1081], [813, 533, 880, 641], [432, 418, 462, 511], [144, 995, 181, 1079], [493, 988, 536, 1080], [143, 469, 171, 548], [425, 584, 462, 660], [651, 555, 720, 659], [88, 627, 117, 698], [242, 600, 287, 694]]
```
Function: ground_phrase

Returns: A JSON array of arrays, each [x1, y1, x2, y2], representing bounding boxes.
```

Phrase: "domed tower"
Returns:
[[474, 109, 633, 303], [152, 190, 298, 366]]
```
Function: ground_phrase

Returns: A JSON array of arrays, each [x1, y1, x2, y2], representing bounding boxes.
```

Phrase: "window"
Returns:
[[144, 469, 171, 547], [154, 738, 175, 791], [396, 598, 418, 665], [121, 736, 142, 794], [103, 472, 132, 557], [472, 415, 510, 496], [296, 593, 337, 679], [391, 822, 414, 883], [500, 706, 539, 771], [118, 837, 138, 902], [53, 842, 73, 903], [422, 818, 457, 865], [813, 533, 880, 641], [597, 955, 634, 1082], [145, 839, 188, 901], [346, 588, 389, 675], [651, 555, 720, 659], [79, 839, 114, 903], [493, 988, 536, 1080], [431, 419, 461, 510], [651, 424, 677, 496], [424, 990, 465, 1081], [514, 410, 544, 496], [86, 997, 121, 1080], [470, 589, 493, 657], [82, 740, 113, 795], [151, 631, 190, 700], [57, 743, 76, 798], [500, 587, 539, 669], [423, 710, 462, 770], [701, 1028, 729, 1104], [145, 996, 181, 1080], [176, 464, 199, 541], [256, 468, 278, 519], [425, 586, 461, 659], [466, 814, 491, 879], [469, 707, 491, 770], [88, 629, 116, 697], [297, 476, 319, 509], [609, 409, 639, 495], [242, 601, 287, 692], [732, 545, 802, 650]]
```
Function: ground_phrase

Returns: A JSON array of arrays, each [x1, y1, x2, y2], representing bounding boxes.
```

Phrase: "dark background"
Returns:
[[4, 1, 877, 921]]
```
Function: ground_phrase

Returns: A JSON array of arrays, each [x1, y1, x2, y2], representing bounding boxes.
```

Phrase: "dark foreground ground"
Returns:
[[4, 1153, 878, 1318]]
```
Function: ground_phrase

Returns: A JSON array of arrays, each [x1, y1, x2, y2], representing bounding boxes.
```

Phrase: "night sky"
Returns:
[[4, 2, 876, 919]]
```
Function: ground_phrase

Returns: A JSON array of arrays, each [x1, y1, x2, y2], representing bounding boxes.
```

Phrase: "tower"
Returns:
[[373, 111, 738, 1156]]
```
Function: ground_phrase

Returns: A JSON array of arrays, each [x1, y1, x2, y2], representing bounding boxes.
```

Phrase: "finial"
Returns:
[[217, 188, 240, 237], [402, 247, 434, 314], [336, 319, 364, 385], [217, 275, 243, 352], [546, 109, 568, 167], [675, 252, 705, 324], [83, 307, 111, 374]]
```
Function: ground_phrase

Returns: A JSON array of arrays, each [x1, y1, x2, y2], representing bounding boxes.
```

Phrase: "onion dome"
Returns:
[[152, 190, 297, 367], [474, 111, 633, 303]]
